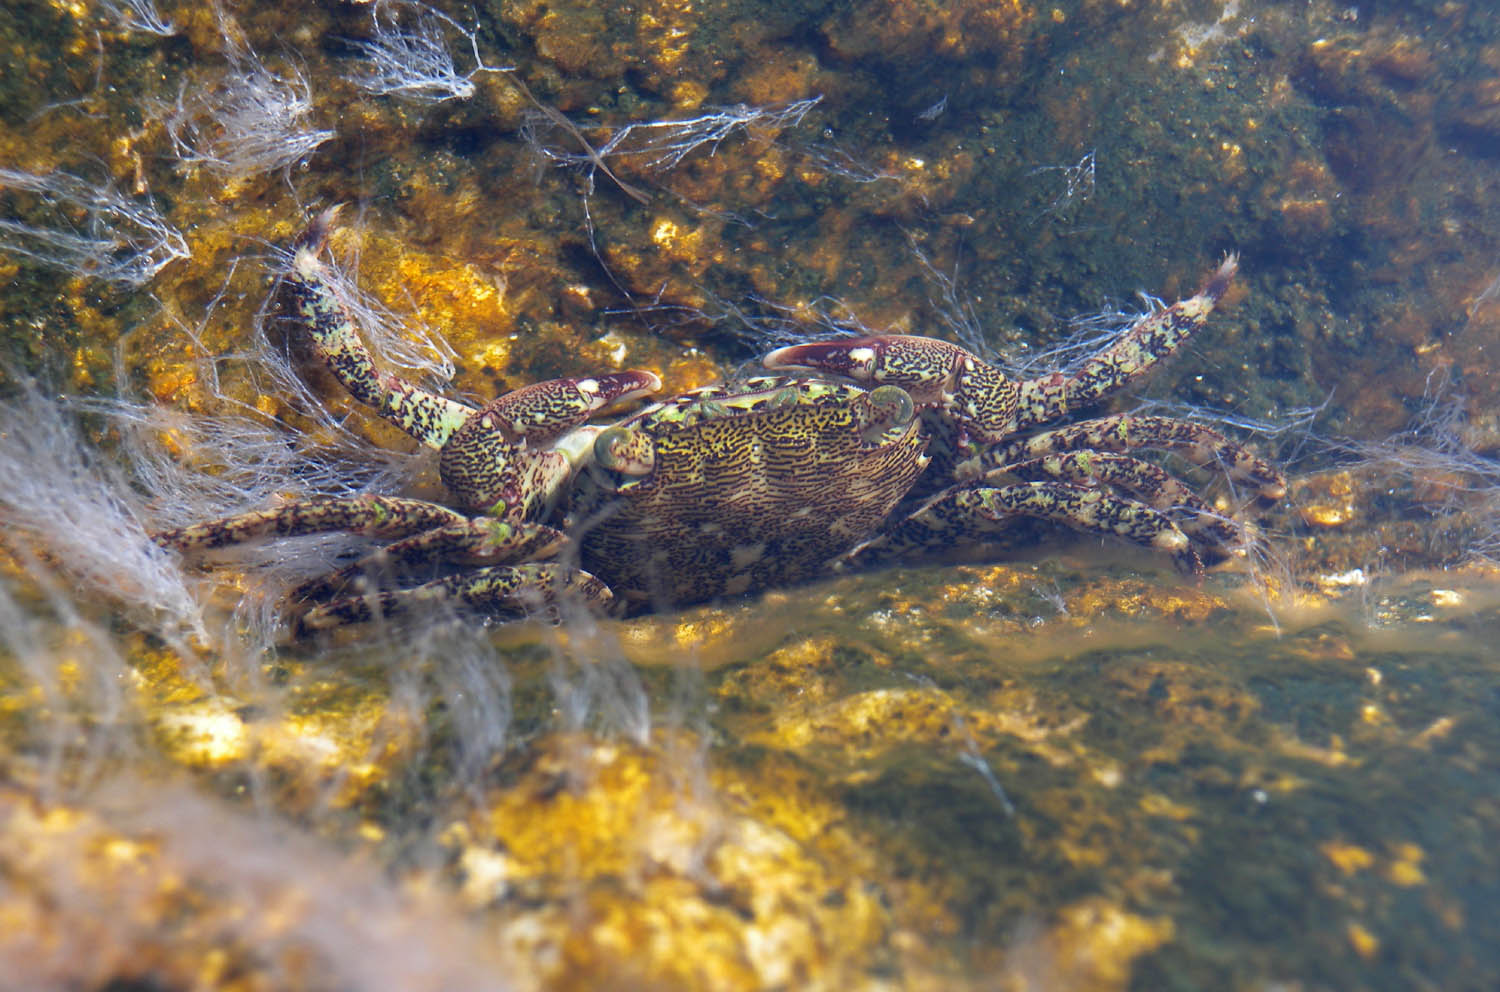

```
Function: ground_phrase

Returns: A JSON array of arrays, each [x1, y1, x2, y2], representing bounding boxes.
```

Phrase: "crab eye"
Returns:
[[857, 385, 915, 444], [593, 426, 655, 476], [867, 385, 915, 426]]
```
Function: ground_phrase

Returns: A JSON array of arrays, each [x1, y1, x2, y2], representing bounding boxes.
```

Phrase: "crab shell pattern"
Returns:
[[154, 213, 1285, 635]]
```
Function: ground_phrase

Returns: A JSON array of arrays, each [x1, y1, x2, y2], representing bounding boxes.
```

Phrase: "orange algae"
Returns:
[[4, 0, 1500, 989], [456, 731, 925, 990]]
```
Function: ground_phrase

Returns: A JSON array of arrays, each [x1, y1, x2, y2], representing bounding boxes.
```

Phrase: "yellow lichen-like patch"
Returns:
[[1346, 920, 1380, 959], [1385, 858, 1426, 887], [1300, 469, 1359, 528], [150, 690, 419, 808], [669, 79, 709, 109], [1384, 842, 1426, 887], [665, 352, 729, 392], [650, 217, 681, 249], [1069, 578, 1228, 624], [479, 736, 686, 878], [734, 49, 821, 107], [1001, 897, 1174, 992], [714, 636, 845, 716], [368, 251, 517, 364], [735, 667, 1088, 773], [154, 701, 252, 767], [1412, 715, 1457, 747], [134, 633, 419, 810], [1275, 728, 1355, 767], [634, 0, 697, 78], [645, 215, 725, 277], [1139, 792, 1196, 821], [458, 731, 936, 989], [1321, 840, 1375, 875]]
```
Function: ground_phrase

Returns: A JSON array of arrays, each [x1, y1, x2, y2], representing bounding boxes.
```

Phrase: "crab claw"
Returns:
[[440, 370, 661, 515], [469, 370, 662, 444], [764, 334, 1022, 446], [765, 336, 947, 404]]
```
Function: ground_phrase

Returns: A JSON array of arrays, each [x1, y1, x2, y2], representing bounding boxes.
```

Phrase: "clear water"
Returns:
[[1, 0, 1497, 988]]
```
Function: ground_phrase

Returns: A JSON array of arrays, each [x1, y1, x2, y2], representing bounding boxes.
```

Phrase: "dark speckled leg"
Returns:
[[293, 562, 617, 634], [152, 495, 468, 551], [1012, 257, 1240, 431], [287, 216, 478, 450], [290, 519, 570, 603], [764, 258, 1244, 452], [988, 451, 1244, 557], [287, 214, 660, 516], [962, 415, 1286, 503], [845, 481, 1202, 574]]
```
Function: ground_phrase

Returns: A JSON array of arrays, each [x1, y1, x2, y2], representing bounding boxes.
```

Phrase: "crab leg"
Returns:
[[438, 370, 659, 515], [152, 495, 467, 551], [1012, 257, 1240, 430], [982, 451, 1244, 556], [293, 562, 617, 634], [765, 334, 1022, 447], [763, 257, 1241, 449], [290, 519, 569, 603], [844, 481, 1202, 574], [289, 211, 661, 515], [964, 414, 1286, 502], [287, 210, 478, 450], [292, 212, 660, 451]]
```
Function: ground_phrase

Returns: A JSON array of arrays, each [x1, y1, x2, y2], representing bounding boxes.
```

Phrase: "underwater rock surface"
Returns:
[[2, 0, 1500, 988]]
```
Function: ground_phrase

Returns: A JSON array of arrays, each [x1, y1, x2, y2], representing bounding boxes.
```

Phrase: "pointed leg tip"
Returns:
[[1175, 547, 1206, 576], [1203, 253, 1239, 301], [295, 205, 344, 254]]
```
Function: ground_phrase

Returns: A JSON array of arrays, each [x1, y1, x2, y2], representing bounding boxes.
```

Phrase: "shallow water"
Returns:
[[2, 0, 1499, 989]]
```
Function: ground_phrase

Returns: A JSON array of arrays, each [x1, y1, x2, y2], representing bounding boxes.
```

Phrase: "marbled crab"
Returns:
[[155, 214, 1286, 635]]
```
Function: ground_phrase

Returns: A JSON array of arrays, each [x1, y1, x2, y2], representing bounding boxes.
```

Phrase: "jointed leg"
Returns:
[[1013, 257, 1240, 429], [844, 480, 1201, 574], [294, 562, 617, 634], [290, 518, 568, 602], [291, 213, 660, 514], [287, 211, 479, 449], [959, 414, 1286, 502], [992, 451, 1244, 554], [763, 258, 1242, 449], [152, 495, 468, 552]]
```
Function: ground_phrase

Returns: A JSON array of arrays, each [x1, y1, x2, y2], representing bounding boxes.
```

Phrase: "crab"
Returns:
[[153, 213, 1285, 635]]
